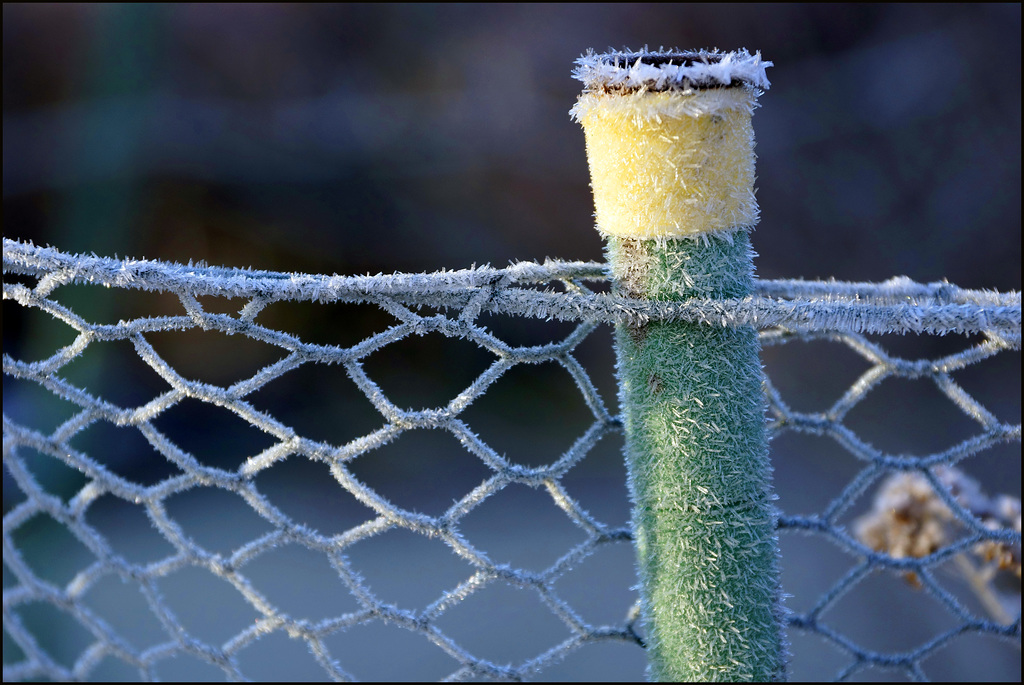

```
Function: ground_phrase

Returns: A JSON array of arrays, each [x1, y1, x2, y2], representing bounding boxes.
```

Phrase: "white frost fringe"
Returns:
[[572, 48, 772, 92], [4, 238, 1020, 339]]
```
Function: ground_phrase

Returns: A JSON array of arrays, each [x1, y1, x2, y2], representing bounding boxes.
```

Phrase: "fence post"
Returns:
[[572, 50, 784, 681]]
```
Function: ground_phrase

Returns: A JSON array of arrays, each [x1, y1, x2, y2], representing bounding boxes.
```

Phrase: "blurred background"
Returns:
[[3, 3, 1020, 681]]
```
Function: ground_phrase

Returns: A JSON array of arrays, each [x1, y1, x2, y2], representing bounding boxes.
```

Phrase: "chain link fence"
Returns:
[[3, 238, 1020, 680]]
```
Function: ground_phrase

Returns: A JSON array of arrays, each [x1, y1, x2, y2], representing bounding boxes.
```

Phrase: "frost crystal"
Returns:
[[573, 48, 772, 93]]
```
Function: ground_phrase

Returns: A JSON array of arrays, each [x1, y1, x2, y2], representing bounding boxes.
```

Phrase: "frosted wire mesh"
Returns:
[[3, 238, 1021, 680]]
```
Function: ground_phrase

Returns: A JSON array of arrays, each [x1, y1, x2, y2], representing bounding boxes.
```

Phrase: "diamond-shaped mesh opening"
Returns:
[[770, 430, 863, 516], [5, 445, 88, 507], [236, 627, 356, 681], [248, 361, 384, 447], [342, 527, 477, 609], [5, 602, 94, 671], [235, 542, 362, 621], [952, 349, 1022, 425], [322, 621, 460, 681], [78, 574, 167, 652], [144, 326, 286, 388], [151, 396, 279, 471], [251, 456, 374, 536], [255, 299, 400, 349], [3, 240, 1019, 681], [44, 337, 172, 411], [460, 360, 600, 469], [47, 282, 178, 327], [6, 512, 96, 588], [77, 655, 141, 682], [841, 375, 981, 456], [957, 441, 1022, 501], [476, 311, 583, 349], [2, 293, 80, 363], [162, 486, 275, 554], [541, 638, 649, 682], [554, 432, 631, 526], [777, 531, 855, 616], [458, 483, 590, 571], [864, 330, 989, 362], [570, 322, 620, 407], [433, 580, 576, 665], [84, 494, 175, 565], [2, 376, 83, 437], [552, 542, 638, 625], [760, 335, 873, 413], [153, 651, 236, 681], [784, 628, 852, 683], [68, 420, 183, 487], [346, 428, 493, 517], [823, 567, 963, 653], [361, 330, 498, 410], [920, 631, 1023, 681], [155, 566, 259, 644]]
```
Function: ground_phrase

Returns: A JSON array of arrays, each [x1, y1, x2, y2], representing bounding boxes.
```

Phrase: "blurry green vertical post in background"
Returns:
[[573, 50, 784, 681], [33, 4, 166, 397]]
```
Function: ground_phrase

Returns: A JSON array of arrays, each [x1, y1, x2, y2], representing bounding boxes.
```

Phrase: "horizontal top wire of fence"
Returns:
[[4, 239, 1020, 336], [3, 236, 1020, 681]]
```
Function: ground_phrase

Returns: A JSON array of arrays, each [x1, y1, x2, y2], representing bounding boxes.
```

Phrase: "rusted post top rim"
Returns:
[[574, 48, 772, 93]]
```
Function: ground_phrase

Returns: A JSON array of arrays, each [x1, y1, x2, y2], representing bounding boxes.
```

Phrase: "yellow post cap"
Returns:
[[572, 50, 771, 240]]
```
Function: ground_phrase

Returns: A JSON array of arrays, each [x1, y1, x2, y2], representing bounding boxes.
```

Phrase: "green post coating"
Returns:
[[573, 50, 784, 681], [612, 234, 782, 681]]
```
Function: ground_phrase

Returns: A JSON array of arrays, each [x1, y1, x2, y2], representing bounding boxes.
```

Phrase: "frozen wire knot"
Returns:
[[573, 48, 772, 93]]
